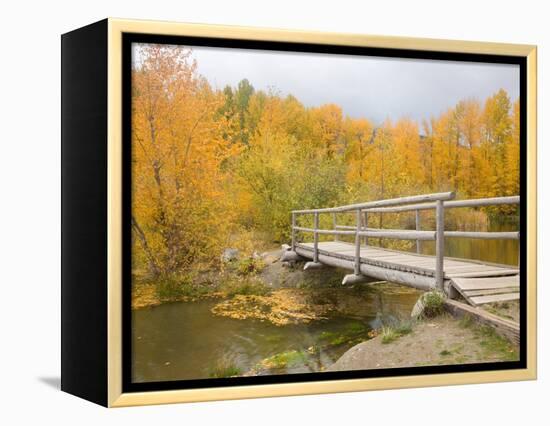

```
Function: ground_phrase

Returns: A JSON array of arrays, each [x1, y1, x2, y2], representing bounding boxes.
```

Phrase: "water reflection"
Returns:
[[132, 285, 420, 382], [419, 218, 519, 266]]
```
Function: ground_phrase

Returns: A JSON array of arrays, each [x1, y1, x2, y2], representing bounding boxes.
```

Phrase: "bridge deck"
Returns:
[[295, 241, 518, 279]]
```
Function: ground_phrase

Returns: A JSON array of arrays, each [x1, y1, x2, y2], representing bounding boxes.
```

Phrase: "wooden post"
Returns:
[[313, 212, 319, 263], [435, 200, 445, 290], [363, 211, 369, 246], [415, 209, 421, 254], [332, 212, 338, 242], [378, 213, 383, 248], [517, 230, 520, 268], [355, 209, 361, 275], [291, 212, 296, 250]]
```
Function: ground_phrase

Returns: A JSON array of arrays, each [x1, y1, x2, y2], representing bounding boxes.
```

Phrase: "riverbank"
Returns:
[[132, 249, 520, 379], [328, 313, 519, 371]]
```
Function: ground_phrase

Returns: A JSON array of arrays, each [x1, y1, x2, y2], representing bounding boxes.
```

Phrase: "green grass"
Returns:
[[318, 322, 370, 347], [453, 355, 470, 363], [319, 331, 350, 347], [381, 326, 400, 344], [475, 325, 519, 361], [484, 305, 515, 321], [439, 349, 452, 356], [221, 276, 270, 297], [459, 313, 475, 328], [208, 356, 242, 378], [345, 322, 368, 334], [394, 321, 413, 336], [261, 350, 309, 369], [155, 273, 206, 301], [380, 320, 414, 344]]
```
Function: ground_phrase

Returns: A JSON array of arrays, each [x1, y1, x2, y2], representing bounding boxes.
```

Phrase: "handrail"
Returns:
[[365, 195, 520, 214], [292, 192, 455, 214], [334, 225, 519, 240], [296, 226, 436, 240], [290, 193, 520, 290]]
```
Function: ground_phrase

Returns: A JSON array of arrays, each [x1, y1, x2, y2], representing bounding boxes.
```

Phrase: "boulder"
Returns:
[[411, 296, 426, 319], [221, 248, 239, 263], [411, 290, 446, 319]]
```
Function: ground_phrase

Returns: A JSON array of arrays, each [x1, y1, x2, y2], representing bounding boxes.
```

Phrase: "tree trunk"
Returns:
[[131, 215, 161, 277]]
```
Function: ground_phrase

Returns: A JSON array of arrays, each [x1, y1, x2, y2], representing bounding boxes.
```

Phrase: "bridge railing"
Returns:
[[291, 192, 520, 289]]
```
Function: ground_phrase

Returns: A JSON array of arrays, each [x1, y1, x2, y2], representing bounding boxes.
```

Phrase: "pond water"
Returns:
[[132, 285, 420, 383], [132, 218, 518, 383], [418, 218, 519, 266]]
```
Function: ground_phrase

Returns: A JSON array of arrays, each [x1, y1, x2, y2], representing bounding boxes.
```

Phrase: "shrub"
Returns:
[[422, 290, 446, 318], [155, 274, 195, 301], [222, 275, 270, 297], [235, 257, 266, 275], [394, 321, 413, 336]]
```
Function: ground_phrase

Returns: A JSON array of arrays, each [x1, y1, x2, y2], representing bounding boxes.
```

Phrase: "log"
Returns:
[[354, 209, 361, 275], [366, 195, 520, 214], [280, 250, 303, 262], [444, 231, 519, 240], [469, 293, 520, 306], [332, 212, 339, 242], [363, 211, 369, 246], [313, 212, 319, 263], [304, 261, 324, 271], [336, 228, 518, 241], [435, 200, 445, 290], [357, 230, 436, 241], [294, 226, 356, 235], [342, 274, 370, 285], [292, 192, 455, 214], [415, 209, 421, 254], [337, 225, 416, 232], [291, 212, 296, 250], [294, 246, 437, 291], [444, 299, 519, 345]]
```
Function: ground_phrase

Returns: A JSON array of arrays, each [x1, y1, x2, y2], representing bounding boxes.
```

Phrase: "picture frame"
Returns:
[[61, 18, 537, 407]]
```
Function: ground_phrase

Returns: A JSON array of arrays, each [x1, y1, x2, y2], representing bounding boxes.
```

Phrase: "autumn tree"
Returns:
[[132, 44, 240, 277], [130, 43, 520, 279]]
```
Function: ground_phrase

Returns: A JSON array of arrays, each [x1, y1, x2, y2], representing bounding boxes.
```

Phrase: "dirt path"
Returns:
[[328, 314, 518, 371]]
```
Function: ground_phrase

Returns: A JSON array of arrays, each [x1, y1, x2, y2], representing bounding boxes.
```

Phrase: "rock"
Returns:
[[252, 251, 261, 260], [411, 290, 446, 319], [411, 296, 425, 319], [281, 244, 291, 251], [281, 250, 301, 262], [221, 248, 239, 262]]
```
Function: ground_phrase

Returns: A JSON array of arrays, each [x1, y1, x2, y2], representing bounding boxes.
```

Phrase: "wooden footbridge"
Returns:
[[282, 192, 520, 306]]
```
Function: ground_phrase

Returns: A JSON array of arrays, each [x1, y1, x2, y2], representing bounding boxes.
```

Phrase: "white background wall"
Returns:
[[0, 0, 546, 424]]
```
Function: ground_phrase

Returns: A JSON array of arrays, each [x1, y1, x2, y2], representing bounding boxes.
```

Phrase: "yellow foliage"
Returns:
[[131, 44, 520, 277]]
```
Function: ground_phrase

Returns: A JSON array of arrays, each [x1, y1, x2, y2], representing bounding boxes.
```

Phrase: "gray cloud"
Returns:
[[134, 43, 519, 125]]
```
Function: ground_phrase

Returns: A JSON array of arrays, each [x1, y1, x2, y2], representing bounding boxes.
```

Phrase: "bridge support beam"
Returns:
[[280, 250, 303, 262], [342, 273, 370, 286], [304, 261, 324, 271], [295, 246, 436, 292]]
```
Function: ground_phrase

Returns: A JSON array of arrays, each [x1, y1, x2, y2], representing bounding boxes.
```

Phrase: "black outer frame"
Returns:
[[61, 19, 109, 406], [121, 33, 528, 394]]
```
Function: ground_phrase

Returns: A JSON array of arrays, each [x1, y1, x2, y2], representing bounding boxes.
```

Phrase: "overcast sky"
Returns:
[[134, 43, 520, 125]]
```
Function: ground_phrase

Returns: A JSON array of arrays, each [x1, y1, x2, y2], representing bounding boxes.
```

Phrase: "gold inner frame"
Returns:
[[106, 18, 537, 407]]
